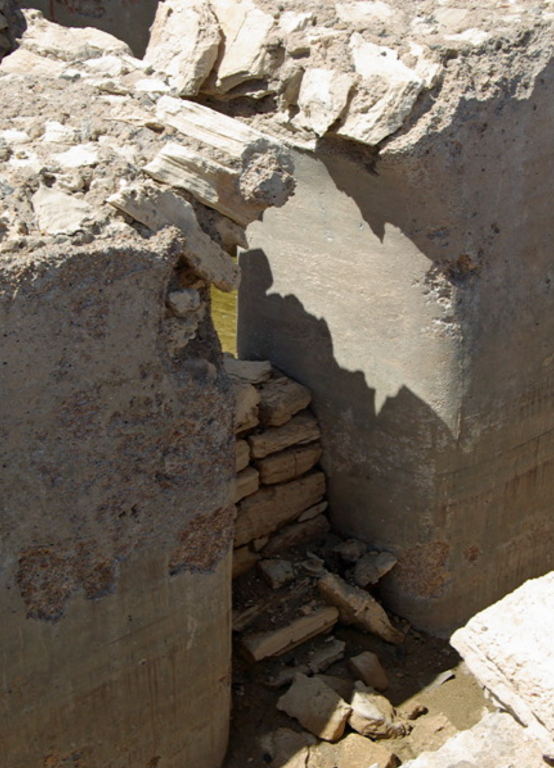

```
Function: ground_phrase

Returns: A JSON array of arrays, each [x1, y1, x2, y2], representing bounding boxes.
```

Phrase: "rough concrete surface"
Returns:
[[235, 0, 554, 632]]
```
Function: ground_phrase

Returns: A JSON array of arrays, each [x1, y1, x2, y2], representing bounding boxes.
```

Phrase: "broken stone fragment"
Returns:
[[21, 9, 132, 61], [223, 356, 272, 384], [308, 637, 346, 674], [32, 186, 94, 235], [318, 572, 404, 645], [257, 375, 312, 427], [353, 550, 398, 588], [235, 439, 250, 473], [333, 538, 368, 563], [255, 442, 322, 485], [107, 181, 240, 291], [234, 471, 326, 547], [144, 0, 221, 96], [347, 681, 409, 739], [241, 607, 339, 662], [232, 379, 260, 434], [233, 466, 260, 503], [337, 34, 425, 146], [277, 673, 352, 742], [209, 0, 278, 93], [299, 501, 328, 523], [248, 411, 321, 459], [166, 288, 201, 317], [310, 732, 400, 768], [261, 514, 330, 557], [408, 713, 459, 757], [257, 558, 295, 589], [349, 651, 389, 691], [295, 68, 354, 136], [232, 545, 260, 579], [259, 727, 316, 768]]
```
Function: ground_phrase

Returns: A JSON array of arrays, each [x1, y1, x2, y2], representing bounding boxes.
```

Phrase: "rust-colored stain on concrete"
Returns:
[[168, 504, 234, 575], [394, 541, 451, 598]]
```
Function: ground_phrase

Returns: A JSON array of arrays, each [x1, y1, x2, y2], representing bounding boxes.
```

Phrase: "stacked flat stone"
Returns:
[[227, 357, 329, 578]]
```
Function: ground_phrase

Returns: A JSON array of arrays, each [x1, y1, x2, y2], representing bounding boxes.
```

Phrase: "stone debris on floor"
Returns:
[[225, 360, 496, 767]]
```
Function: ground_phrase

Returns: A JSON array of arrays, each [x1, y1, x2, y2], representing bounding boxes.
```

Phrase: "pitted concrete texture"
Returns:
[[0, 230, 235, 767]]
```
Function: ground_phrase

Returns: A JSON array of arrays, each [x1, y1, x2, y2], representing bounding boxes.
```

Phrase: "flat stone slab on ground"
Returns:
[[451, 571, 554, 748], [401, 710, 546, 768], [240, 606, 339, 662]]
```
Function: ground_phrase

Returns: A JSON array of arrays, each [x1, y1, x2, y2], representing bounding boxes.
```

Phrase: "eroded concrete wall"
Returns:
[[0, 234, 234, 767], [239, 42, 554, 633]]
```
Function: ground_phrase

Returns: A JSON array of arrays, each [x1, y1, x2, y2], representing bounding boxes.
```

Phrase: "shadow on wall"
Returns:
[[19, 0, 159, 56], [238, 250, 459, 624]]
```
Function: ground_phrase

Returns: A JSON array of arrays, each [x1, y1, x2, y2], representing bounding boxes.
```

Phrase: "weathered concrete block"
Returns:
[[0, 231, 234, 768]]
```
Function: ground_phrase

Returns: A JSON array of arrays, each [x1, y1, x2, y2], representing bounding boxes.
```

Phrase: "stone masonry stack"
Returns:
[[226, 357, 329, 577]]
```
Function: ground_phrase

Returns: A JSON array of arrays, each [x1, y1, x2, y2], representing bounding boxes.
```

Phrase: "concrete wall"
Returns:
[[0, 232, 234, 766], [239, 55, 554, 634]]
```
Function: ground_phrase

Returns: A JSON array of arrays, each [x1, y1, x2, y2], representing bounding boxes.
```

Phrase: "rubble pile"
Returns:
[[0, 8, 294, 293]]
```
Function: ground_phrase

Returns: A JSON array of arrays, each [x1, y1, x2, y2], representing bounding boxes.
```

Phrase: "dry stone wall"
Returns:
[[226, 357, 330, 577]]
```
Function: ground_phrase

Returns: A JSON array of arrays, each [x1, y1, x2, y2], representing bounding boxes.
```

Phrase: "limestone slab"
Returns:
[[337, 34, 424, 146], [255, 441, 322, 484], [295, 68, 354, 136], [107, 181, 239, 291], [234, 472, 326, 547], [258, 375, 312, 427], [235, 438, 250, 472], [233, 466, 259, 503], [451, 571, 554, 748], [210, 0, 277, 92], [232, 379, 260, 434], [241, 607, 339, 662], [401, 711, 546, 768], [261, 514, 330, 556], [318, 572, 404, 645], [144, 0, 220, 96], [257, 558, 295, 589], [354, 550, 398, 588], [349, 651, 389, 691], [32, 186, 93, 235], [224, 356, 272, 384], [248, 411, 320, 459], [277, 673, 351, 742]]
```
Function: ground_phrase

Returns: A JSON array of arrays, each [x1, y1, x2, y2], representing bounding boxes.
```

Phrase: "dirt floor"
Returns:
[[225, 535, 492, 767]]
